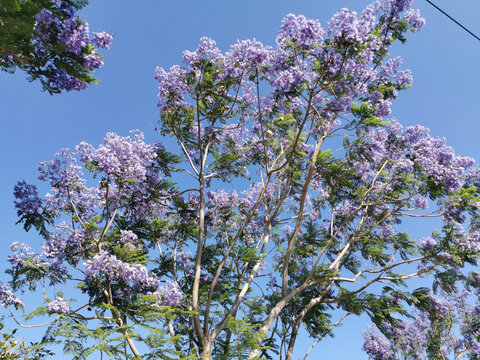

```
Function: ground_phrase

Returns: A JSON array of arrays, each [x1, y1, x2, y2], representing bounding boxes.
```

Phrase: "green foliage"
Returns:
[[0, 322, 54, 359]]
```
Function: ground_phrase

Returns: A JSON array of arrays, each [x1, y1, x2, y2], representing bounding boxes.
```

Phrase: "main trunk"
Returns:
[[200, 342, 212, 359]]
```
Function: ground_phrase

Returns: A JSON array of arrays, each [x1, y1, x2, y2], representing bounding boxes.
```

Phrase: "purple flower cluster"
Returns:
[[155, 0, 425, 144], [36, 149, 97, 216], [93, 31, 114, 49], [362, 325, 394, 360], [183, 37, 223, 66], [405, 9, 426, 32], [276, 14, 324, 49], [177, 251, 193, 268], [431, 296, 453, 316], [76, 131, 156, 182], [8, 242, 49, 276], [352, 120, 475, 195], [386, 317, 429, 357], [380, 0, 414, 18], [363, 288, 480, 360], [225, 39, 272, 75], [328, 7, 373, 43], [155, 65, 190, 109], [31, 1, 113, 91], [207, 190, 239, 211], [420, 237, 437, 251], [403, 125, 475, 191], [0, 283, 24, 308], [118, 230, 139, 246], [46, 66, 88, 91], [57, 18, 89, 55], [48, 297, 70, 314], [84, 251, 159, 291], [150, 281, 183, 306], [414, 196, 429, 210], [380, 57, 413, 86], [42, 230, 86, 263], [38, 149, 84, 189], [13, 181, 43, 217]]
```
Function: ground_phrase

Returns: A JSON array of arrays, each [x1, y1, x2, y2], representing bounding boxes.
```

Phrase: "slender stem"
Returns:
[[192, 93, 207, 348], [8, 306, 57, 328], [303, 313, 352, 360]]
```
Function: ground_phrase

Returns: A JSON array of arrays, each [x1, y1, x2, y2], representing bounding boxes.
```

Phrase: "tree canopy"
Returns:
[[3, 0, 480, 359]]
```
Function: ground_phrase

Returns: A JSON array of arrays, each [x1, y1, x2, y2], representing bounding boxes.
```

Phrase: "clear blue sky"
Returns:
[[1, 0, 479, 358]]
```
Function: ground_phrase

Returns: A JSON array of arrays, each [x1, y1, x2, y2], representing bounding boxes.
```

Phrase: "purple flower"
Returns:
[[380, 0, 414, 16], [48, 297, 70, 314], [83, 53, 104, 70], [381, 225, 395, 236], [150, 281, 183, 307], [226, 39, 272, 72], [42, 230, 87, 263], [119, 230, 139, 245], [207, 189, 239, 210], [276, 14, 324, 49], [34, 9, 56, 27], [177, 252, 193, 268], [155, 65, 190, 109], [431, 295, 453, 316], [13, 181, 42, 216], [93, 31, 113, 49], [414, 196, 429, 210], [76, 131, 155, 182], [157, 281, 183, 306], [420, 237, 437, 250], [46, 67, 87, 91], [34, 9, 60, 41], [362, 325, 394, 360], [470, 341, 480, 357], [183, 37, 223, 66], [84, 251, 159, 291], [8, 242, 49, 280], [0, 283, 24, 308], [31, 4, 112, 92], [406, 9, 425, 32], [58, 19, 90, 55]]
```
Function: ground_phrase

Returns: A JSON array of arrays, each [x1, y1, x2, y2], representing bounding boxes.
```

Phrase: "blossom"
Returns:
[[76, 131, 155, 182], [83, 53, 104, 70], [414, 196, 429, 210], [30, 2, 113, 92], [420, 237, 437, 250], [13, 181, 42, 216], [0, 283, 23, 308], [362, 325, 394, 360], [119, 230, 139, 246], [155, 281, 183, 306], [405, 9, 425, 32], [380, 0, 415, 17], [431, 296, 453, 316], [276, 14, 324, 49], [225, 39, 272, 73], [48, 297, 70, 314], [84, 252, 159, 291], [155, 65, 190, 109], [93, 31, 113, 49]]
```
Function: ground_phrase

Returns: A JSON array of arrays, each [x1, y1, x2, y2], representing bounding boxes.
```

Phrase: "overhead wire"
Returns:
[[425, 0, 480, 42]]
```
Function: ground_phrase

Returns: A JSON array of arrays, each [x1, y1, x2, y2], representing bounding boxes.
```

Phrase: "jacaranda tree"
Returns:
[[0, 0, 112, 93], [3, 0, 480, 359]]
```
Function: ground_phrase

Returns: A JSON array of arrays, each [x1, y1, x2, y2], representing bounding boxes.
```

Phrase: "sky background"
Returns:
[[1, 0, 480, 358]]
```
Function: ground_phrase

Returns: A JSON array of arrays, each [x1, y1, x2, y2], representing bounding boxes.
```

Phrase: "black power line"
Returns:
[[425, 0, 480, 42]]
